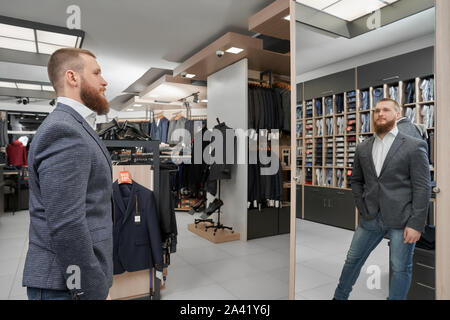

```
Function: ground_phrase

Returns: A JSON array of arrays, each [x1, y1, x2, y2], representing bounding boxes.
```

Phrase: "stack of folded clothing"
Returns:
[[315, 138, 323, 166], [306, 100, 313, 118], [325, 139, 333, 166], [335, 137, 345, 167], [347, 136, 356, 167], [346, 91, 357, 112], [325, 96, 333, 116]]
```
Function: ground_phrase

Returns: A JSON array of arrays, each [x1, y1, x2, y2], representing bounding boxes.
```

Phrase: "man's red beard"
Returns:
[[80, 80, 109, 115], [374, 118, 396, 135]]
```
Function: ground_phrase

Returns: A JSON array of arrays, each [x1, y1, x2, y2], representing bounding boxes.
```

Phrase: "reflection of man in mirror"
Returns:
[[334, 98, 431, 300]]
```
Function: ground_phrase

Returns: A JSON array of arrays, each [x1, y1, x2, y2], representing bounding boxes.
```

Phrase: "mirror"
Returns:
[[294, 1, 436, 300]]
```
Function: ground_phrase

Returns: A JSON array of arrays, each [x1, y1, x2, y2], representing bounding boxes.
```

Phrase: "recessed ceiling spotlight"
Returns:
[[185, 74, 196, 79], [127, 108, 134, 111], [283, 15, 290, 21], [226, 47, 244, 54], [134, 104, 143, 107]]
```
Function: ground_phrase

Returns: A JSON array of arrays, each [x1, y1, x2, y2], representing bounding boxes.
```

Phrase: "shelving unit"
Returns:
[[296, 71, 436, 230]]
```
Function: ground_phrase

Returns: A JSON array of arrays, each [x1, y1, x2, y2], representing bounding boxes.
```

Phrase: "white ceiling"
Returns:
[[0, 0, 273, 104], [296, 7, 435, 77]]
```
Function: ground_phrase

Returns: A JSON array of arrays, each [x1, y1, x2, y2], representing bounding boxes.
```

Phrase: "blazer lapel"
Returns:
[[55, 103, 112, 171], [379, 133, 406, 177]]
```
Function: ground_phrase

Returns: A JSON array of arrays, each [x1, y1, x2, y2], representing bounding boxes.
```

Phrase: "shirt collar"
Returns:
[[56, 97, 96, 129], [375, 126, 398, 141]]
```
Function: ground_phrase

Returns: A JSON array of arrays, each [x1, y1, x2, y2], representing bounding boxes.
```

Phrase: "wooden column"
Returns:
[[435, 0, 450, 300], [289, 0, 296, 301]]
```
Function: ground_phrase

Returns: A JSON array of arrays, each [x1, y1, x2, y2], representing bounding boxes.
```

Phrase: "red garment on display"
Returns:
[[7, 140, 27, 166]]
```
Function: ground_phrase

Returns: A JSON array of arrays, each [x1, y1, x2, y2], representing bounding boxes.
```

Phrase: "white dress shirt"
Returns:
[[57, 97, 97, 130], [372, 126, 398, 177]]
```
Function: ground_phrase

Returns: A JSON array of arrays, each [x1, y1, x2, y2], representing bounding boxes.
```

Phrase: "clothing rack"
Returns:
[[103, 140, 161, 301]]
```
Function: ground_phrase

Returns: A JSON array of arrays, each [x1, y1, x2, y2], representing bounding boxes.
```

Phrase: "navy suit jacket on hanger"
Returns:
[[150, 117, 169, 143], [112, 180, 163, 275]]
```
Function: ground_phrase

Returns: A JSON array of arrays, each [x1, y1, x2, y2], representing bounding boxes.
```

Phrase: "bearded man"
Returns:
[[23, 48, 113, 300], [333, 98, 431, 300]]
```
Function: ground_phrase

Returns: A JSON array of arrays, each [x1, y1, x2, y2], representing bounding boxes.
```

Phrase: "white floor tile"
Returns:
[[219, 271, 289, 300], [216, 240, 269, 257], [297, 282, 337, 300], [295, 244, 328, 263], [161, 264, 216, 296], [178, 246, 232, 266], [176, 234, 215, 250], [249, 235, 290, 251], [162, 284, 237, 300], [0, 258, 20, 277], [195, 257, 260, 283], [295, 264, 336, 293], [301, 255, 347, 279], [238, 250, 290, 272], [0, 275, 14, 300]]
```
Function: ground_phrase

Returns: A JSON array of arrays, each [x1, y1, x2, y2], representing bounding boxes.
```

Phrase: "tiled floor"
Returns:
[[295, 219, 390, 300], [0, 210, 389, 300]]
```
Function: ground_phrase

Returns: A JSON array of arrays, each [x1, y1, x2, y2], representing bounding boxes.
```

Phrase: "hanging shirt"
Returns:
[[57, 97, 96, 130], [372, 126, 398, 177]]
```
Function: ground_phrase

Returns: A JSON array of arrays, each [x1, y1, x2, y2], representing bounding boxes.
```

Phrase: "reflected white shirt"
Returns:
[[372, 126, 398, 177], [57, 97, 96, 130]]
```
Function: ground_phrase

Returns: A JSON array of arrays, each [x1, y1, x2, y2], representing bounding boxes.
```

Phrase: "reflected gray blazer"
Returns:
[[23, 103, 113, 300], [351, 131, 431, 232]]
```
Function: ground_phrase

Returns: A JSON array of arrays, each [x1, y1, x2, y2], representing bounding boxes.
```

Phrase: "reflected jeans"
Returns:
[[27, 287, 73, 300], [334, 215, 415, 300]]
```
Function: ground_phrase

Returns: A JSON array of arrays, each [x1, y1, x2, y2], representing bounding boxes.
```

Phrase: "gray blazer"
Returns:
[[23, 103, 113, 300], [351, 131, 431, 232]]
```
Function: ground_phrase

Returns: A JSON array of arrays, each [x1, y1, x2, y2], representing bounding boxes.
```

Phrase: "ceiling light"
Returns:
[[0, 36, 36, 53], [284, 15, 290, 21], [201, 99, 208, 103], [0, 23, 35, 40], [127, 108, 134, 111], [226, 47, 244, 54], [42, 85, 55, 92], [134, 104, 143, 107], [296, 0, 400, 22], [0, 81, 18, 89], [37, 42, 66, 55], [36, 30, 77, 47], [16, 83, 42, 90], [185, 74, 196, 79]]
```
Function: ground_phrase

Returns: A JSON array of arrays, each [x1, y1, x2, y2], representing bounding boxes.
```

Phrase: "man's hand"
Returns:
[[404, 227, 421, 244]]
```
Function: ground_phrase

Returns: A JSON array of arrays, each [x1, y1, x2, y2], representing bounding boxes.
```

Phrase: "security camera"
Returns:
[[216, 50, 224, 58]]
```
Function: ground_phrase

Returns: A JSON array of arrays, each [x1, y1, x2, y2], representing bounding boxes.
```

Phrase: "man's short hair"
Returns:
[[47, 48, 96, 94], [376, 98, 401, 114]]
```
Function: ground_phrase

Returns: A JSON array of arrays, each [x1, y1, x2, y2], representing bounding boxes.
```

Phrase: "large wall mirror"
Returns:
[[293, 0, 436, 300]]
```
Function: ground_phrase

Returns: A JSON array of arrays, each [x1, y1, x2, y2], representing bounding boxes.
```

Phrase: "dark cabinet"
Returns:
[[358, 47, 434, 89], [247, 207, 278, 240], [296, 185, 302, 218], [278, 206, 290, 234], [304, 69, 355, 100], [304, 186, 356, 231]]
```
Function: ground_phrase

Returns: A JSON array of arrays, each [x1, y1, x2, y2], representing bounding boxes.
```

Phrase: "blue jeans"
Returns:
[[27, 287, 73, 300], [334, 215, 416, 300]]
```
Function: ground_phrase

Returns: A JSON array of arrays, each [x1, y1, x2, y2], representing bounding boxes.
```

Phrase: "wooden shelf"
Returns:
[[248, 0, 290, 41], [419, 101, 435, 105]]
